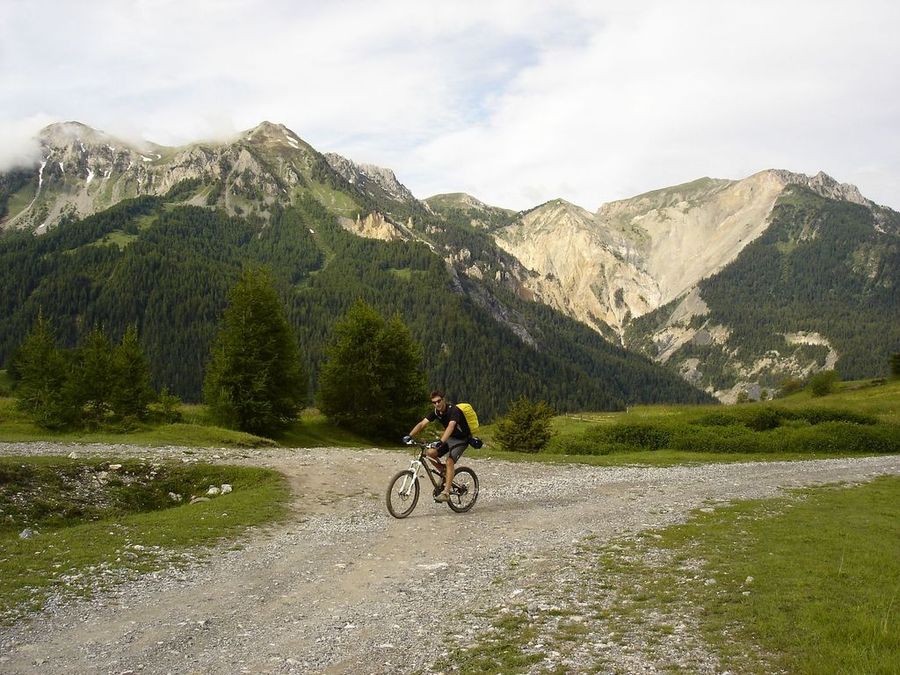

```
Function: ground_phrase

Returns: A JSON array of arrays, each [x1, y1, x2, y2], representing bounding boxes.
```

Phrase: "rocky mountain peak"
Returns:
[[426, 192, 490, 211], [243, 121, 307, 149], [765, 169, 871, 206], [38, 121, 147, 155], [324, 152, 416, 204], [522, 199, 594, 233]]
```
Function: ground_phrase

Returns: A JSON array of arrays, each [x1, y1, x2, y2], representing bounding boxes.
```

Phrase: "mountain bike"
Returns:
[[385, 439, 479, 518]]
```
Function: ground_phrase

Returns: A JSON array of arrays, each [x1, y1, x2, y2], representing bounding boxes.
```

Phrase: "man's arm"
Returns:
[[440, 420, 457, 444], [408, 417, 430, 438]]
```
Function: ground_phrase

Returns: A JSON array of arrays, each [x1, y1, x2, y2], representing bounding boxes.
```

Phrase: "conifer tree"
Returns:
[[203, 267, 307, 435], [111, 324, 156, 420], [72, 328, 116, 426], [317, 300, 427, 439], [494, 396, 555, 453], [11, 313, 76, 429]]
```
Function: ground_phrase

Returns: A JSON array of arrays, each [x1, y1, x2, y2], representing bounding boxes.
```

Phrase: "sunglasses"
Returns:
[[431, 398, 443, 404]]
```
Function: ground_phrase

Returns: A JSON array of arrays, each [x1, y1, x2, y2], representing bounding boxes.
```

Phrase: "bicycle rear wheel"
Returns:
[[447, 467, 478, 513], [386, 470, 420, 519]]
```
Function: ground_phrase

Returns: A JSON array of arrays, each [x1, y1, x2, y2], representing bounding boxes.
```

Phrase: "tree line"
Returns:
[[11, 316, 160, 430], [10, 270, 427, 439]]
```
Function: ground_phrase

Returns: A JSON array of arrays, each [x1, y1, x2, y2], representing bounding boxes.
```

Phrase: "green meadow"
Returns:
[[0, 376, 897, 660]]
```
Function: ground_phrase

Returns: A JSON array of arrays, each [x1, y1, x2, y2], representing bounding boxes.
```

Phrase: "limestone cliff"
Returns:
[[491, 170, 873, 338]]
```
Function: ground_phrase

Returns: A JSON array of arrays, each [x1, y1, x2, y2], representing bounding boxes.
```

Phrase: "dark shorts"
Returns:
[[438, 437, 468, 462]]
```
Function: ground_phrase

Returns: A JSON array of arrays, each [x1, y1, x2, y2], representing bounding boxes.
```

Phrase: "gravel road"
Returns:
[[1, 442, 898, 674]]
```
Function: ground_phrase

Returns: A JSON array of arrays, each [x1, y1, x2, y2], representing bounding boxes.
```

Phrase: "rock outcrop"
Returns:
[[324, 153, 417, 205]]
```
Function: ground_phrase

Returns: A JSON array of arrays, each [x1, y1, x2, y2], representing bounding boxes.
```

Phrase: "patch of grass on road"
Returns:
[[0, 456, 290, 623]]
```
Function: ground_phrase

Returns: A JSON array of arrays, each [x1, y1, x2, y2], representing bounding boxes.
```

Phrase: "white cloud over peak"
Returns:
[[1, 0, 898, 210]]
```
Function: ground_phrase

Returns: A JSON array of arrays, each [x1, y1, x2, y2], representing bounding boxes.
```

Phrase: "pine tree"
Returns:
[[317, 300, 427, 439], [72, 328, 116, 426], [11, 313, 78, 429], [203, 267, 307, 435], [111, 324, 156, 421]]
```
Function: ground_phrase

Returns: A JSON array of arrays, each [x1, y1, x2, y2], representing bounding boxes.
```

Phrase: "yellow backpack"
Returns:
[[456, 402, 480, 433]]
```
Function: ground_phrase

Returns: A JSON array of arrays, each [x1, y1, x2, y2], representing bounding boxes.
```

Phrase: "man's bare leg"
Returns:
[[425, 448, 445, 475], [442, 457, 455, 499]]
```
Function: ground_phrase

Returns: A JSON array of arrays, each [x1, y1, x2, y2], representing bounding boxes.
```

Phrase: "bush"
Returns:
[[604, 422, 672, 451], [792, 407, 877, 426], [494, 397, 555, 453], [788, 422, 900, 454], [778, 376, 806, 397], [743, 407, 783, 431], [808, 370, 841, 397], [151, 387, 183, 423], [670, 425, 773, 454], [692, 411, 743, 427]]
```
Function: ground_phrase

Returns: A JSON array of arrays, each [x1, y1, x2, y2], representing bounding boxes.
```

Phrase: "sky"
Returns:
[[2, 0, 899, 211]]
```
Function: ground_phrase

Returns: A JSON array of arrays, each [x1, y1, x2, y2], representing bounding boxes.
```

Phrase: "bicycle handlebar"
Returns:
[[402, 437, 440, 450]]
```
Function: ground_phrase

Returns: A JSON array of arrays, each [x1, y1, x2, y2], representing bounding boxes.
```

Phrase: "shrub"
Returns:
[[692, 411, 742, 427], [792, 407, 877, 426], [744, 407, 784, 432], [788, 422, 900, 454], [151, 387, 183, 423], [494, 397, 555, 453], [604, 423, 672, 451], [546, 435, 611, 455], [670, 425, 773, 454], [808, 370, 840, 397], [778, 376, 805, 397]]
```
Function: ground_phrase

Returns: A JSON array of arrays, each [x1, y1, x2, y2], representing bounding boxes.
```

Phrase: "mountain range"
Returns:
[[1, 121, 897, 408]]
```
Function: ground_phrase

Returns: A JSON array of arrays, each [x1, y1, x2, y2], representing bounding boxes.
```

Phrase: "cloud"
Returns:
[[0, 114, 54, 172], [1, 0, 898, 209], [401, 1, 900, 209]]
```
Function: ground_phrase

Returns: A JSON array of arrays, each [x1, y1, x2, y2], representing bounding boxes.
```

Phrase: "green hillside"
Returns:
[[700, 187, 899, 379], [0, 193, 711, 419]]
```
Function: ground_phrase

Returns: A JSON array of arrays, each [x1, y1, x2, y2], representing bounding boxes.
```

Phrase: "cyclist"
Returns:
[[404, 389, 470, 503]]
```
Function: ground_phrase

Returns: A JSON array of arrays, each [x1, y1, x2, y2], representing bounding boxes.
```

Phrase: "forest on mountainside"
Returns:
[[698, 187, 899, 380], [626, 187, 899, 391], [0, 193, 710, 419]]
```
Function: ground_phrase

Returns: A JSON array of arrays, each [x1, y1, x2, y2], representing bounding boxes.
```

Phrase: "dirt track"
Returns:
[[1, 443, 898, 673]]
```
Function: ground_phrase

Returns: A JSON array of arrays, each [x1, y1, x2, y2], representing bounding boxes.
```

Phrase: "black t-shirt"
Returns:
[[426, 404, 470, 439]]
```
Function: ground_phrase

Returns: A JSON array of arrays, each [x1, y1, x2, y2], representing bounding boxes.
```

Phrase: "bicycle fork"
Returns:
[[399, 461, 421, 496]]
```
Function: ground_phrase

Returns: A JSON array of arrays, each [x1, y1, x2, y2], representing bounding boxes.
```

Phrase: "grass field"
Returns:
[[0, 398, 373, 449], [441, 476, 900, 673], [473, 379, 900, 464], [0, 377, 896, 661], [0, 378, 897, 462]]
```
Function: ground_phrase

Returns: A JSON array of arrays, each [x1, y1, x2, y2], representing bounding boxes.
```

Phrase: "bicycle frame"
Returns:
[[396, 442, 446, 492]]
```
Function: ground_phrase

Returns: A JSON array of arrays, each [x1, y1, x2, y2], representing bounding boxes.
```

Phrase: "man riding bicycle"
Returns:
[[404, 390, 470, 503]]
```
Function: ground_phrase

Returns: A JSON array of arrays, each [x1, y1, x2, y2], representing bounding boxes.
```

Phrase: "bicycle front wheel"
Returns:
[[447, 466, 479, 513], [386, 470, 420, 519]]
